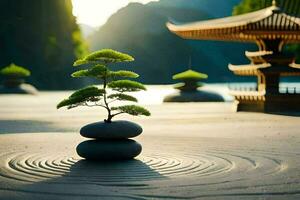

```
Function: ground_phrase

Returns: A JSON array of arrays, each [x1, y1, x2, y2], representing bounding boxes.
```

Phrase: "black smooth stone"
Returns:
[[0, 84, 38, 95], [164, 90, 225, 102], [80, 120, 143, 139], [76, 139, 142, 160]]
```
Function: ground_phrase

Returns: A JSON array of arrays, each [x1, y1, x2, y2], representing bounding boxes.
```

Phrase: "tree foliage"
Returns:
[[71, 65, 107, 78], [57, 49, 150, 122], [73, 49, 134, 66], [108, 94, 138, 102], [233, 0, 269, 15], [172, 69, 207, 92], [233, 0, 300, 15], [112, 105, 151, 116], [0, 63, 31, 78], [173, 70, 208, 81], [0, 0, 88, 89], [108, 80, 146, 92], [109, 71, 139, 79], [57, 86, 105, 109]]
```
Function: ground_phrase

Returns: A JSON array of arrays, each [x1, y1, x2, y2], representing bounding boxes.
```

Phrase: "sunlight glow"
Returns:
[[72, 0, 158, 27]]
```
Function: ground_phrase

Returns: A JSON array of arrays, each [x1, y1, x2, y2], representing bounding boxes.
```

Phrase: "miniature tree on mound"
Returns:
[[0, 63, 31, 78], [172, 69, 208, 92], [57, 49, 150, 123], [0, 63, 31, 87]]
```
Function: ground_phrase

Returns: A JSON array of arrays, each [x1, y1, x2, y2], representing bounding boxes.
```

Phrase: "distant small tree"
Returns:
[[0, 63, 31, 88], [172, 69, 208, 92], [0, 63, 31, 78], [57, 49, 150, 123]]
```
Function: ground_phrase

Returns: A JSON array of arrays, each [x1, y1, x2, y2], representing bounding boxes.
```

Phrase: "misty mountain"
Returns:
[[88, 0, 256, 84], [79, 24, 97, 38]]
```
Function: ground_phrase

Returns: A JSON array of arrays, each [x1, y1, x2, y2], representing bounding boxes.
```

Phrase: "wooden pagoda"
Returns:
[[167, 1, 300, 112]]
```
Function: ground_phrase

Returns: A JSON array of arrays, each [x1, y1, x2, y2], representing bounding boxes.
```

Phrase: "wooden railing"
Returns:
[[228, 85, 300, 94], [228, 85, 257, 92], [279, 87, 300, 94]]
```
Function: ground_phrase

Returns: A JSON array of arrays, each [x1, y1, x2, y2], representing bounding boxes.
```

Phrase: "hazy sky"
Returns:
[[72, 0, 158, 27]]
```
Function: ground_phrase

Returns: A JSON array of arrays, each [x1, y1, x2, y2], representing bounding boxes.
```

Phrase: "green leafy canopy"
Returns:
[[108, 93, 138, 102], [73, 49, 134, 66], [0, 63, 31, 77], [173, 70, 208, 81], [57, 49, 150, 122], [57, 86, 105, 109], [71, 65, 107, 78], [108, 80, 146, 92], [112, 105, 151, 116], [72, 67, 139, 79], [109, 70, 139, 79]]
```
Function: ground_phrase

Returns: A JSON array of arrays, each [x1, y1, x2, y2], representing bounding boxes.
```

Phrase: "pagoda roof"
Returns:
[[245, 51, 273, 58], [290, 63, 300, 69], [229, 63, 300, 76], [167, 5, 300, 43], [229, 63, 271, 75]]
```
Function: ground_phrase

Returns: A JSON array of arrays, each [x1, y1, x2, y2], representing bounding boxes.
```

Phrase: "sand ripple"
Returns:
[[0, 148, 299, 199], [1, 153, 234, 183]]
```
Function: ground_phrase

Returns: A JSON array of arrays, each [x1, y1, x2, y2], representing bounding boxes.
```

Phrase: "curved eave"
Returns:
[[245, 51, 273, 57], [228, 63, 271, 75], [288, 63, 300, 75], [290, 63, 300, 69], [167, 6, 300, 43]]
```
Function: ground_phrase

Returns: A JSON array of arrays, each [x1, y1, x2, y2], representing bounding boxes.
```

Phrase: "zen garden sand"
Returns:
[[1, 2, 300, 199], [0, 90, 300, 199]]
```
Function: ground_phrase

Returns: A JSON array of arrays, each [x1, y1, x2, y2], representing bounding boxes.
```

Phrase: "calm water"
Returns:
[[30, 83, 299, 106], [133, 82, 300, 105], [130, 84, 230, 105]]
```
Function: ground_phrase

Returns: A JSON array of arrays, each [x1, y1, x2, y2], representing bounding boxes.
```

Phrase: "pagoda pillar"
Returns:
[[257, 39, 283, 52], [264, 73, 280, 94]]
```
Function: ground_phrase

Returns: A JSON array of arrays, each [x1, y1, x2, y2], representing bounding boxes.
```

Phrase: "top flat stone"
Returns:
[[80, 120, 143, 139]]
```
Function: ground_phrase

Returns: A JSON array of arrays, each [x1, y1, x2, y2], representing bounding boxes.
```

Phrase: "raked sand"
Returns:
[[0, 89, 300, 199]]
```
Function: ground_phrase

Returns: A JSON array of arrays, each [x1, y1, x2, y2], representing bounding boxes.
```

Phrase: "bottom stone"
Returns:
[[164, 90, 224, 102], [0, 84, 38, 95], [76, 139, 142, 160]]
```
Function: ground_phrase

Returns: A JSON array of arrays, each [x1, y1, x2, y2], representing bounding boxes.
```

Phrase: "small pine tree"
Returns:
[[0, 63, 31, 78], [172, 69, 208, 92], [57, 49, 150, 123]]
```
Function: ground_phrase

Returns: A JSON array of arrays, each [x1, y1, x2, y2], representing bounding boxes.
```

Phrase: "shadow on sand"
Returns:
[[266, 112, 300, 117], [0, 120, 74, 134], [59, 159, 165, 184], [15, 159, 164, 199]]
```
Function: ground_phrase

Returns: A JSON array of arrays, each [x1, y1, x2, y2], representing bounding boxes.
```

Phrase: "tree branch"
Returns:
[[102, 69, 113, 122], [111, 112, 125, 118]]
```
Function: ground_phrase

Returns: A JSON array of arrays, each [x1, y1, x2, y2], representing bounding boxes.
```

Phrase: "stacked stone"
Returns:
[[0, 80, 38, 94], [76, 120, 143, 160]]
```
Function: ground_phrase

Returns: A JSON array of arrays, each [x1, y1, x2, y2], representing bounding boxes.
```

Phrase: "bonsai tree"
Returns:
[[0, 63, 31, 87], [172, 69, 208, 92], [57, 49, 150, 123]]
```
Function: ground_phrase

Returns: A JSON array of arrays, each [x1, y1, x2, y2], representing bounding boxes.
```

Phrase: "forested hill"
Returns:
[[0, 0, 87, 90], [88, 0, 256, 84]]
